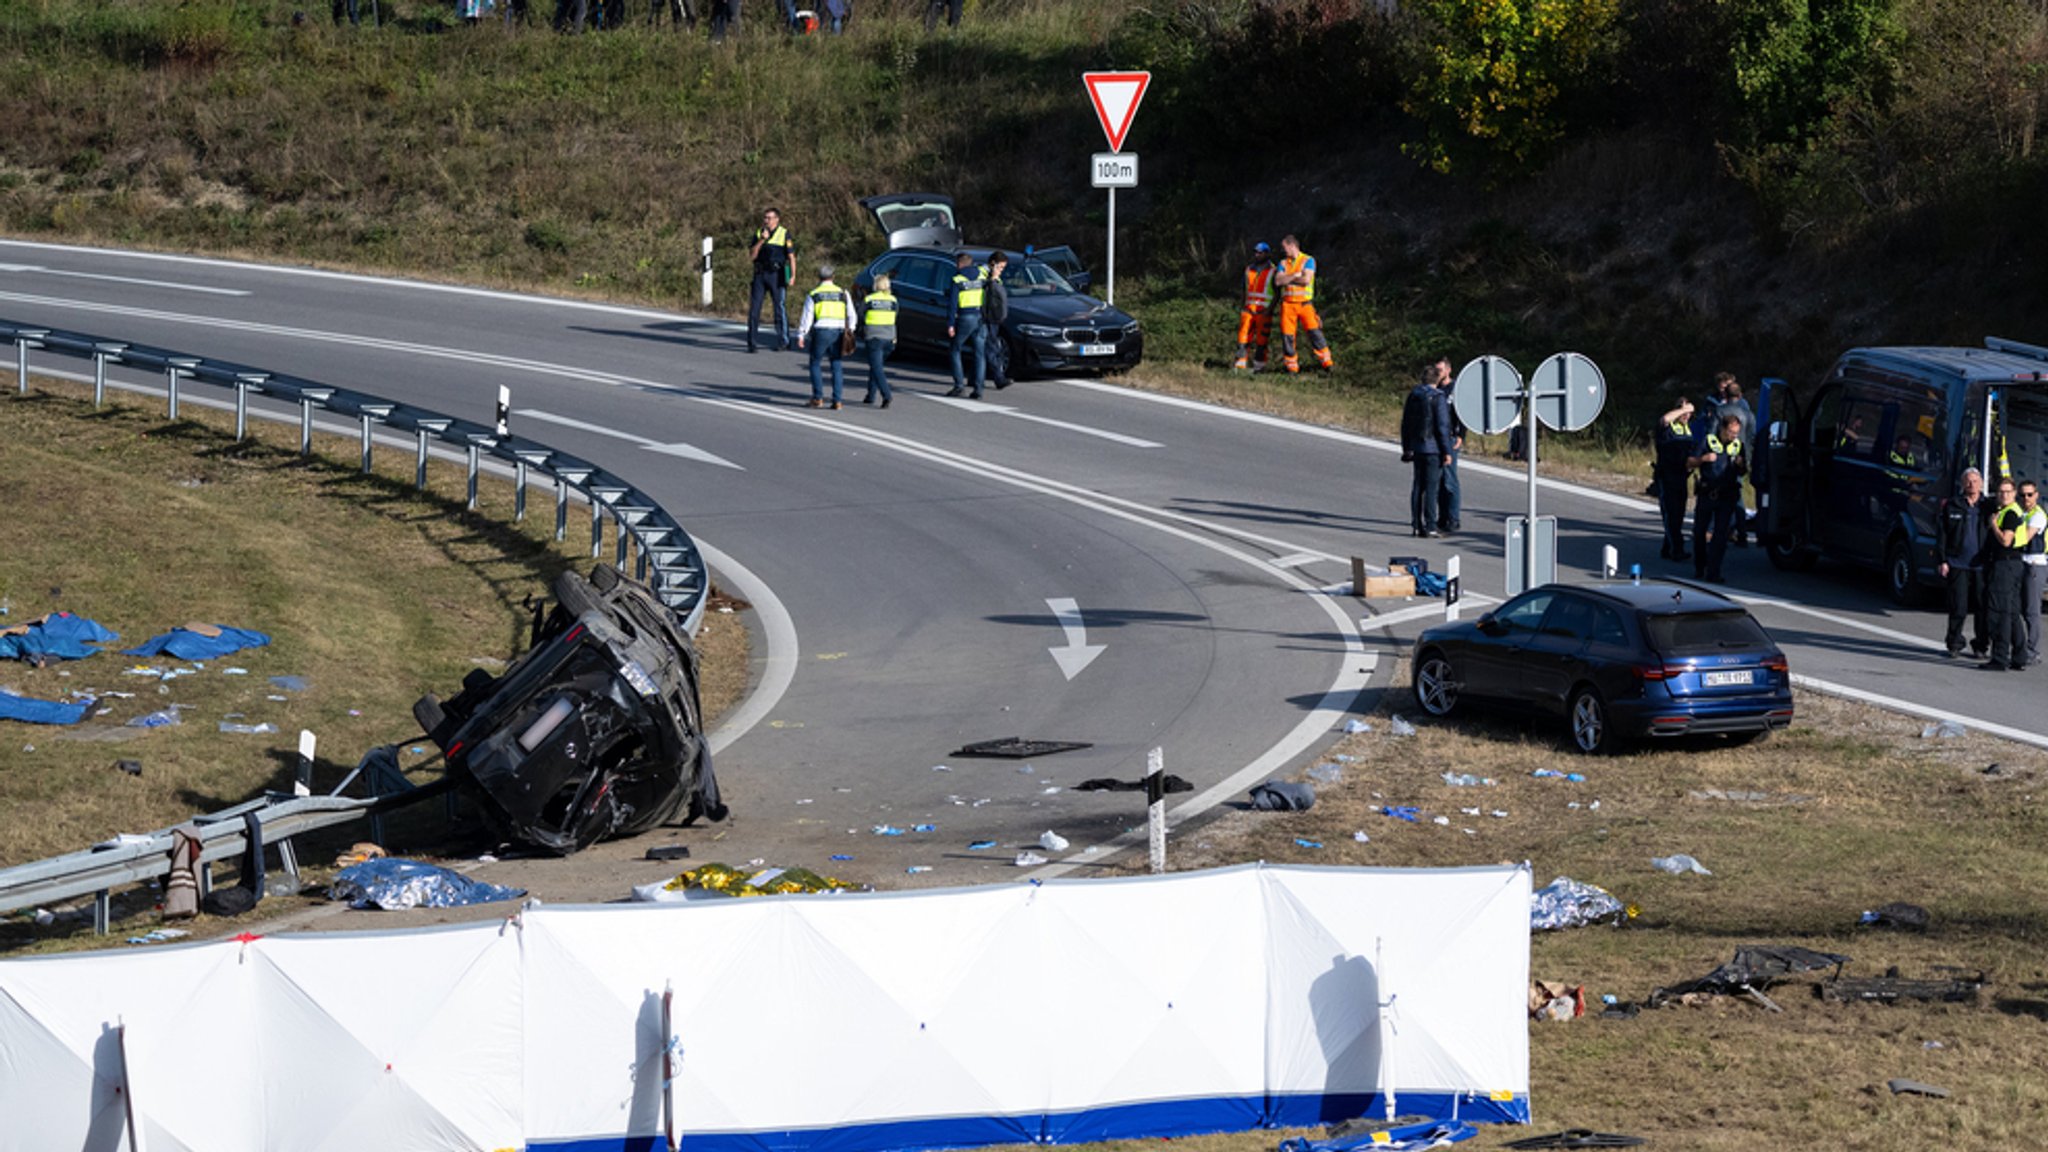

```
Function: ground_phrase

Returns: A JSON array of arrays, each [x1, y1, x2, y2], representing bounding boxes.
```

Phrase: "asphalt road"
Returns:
[[2, 240, 2029, 892]]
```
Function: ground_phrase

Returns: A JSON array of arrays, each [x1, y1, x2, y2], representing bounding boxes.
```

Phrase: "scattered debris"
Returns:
[[1529, 980, 1586, 1021], [1250, 781, 1316, 811], [1381, 805, 1420, 822], [124, 707, 183, 729], [218, 721, 279, 735], [1076, 775, 1195, 793], [1650, 945, 1850, 1010], [906, 865, 933, 875], [1388, 714, 1416, 737], [1344, 719, 1373, 734], [124, 927, 190, 946], [1038, 831, 1069, 851], [631, 862, 860, 902], [269, 675, 309, 693], [1441, 771, 1494, 787], [1534, 769, 1587, 782], [1306, 763, 1344, 784], [333, 841, 389, 869], [1652, 853, 1712, 875], [0, 689, 93, 726], [1502, 1131, 1646, 1149], [912, 823, 937, 833], [1886, 1078, 1950, 1098], [1014, 851, 1047, 867], [0, 612, 119, 665], [872, 825, 905, 836], [1823, 967, 1984, 1005], [644, 845, 692, 862], [1352, 831, 1370, 843], [1858, 902, 1931, 932], [1431, 815, 1450, 826], [1920, 720, 1967, 739], [967, 840, 996, 850], [1690, 787, 1812, 806], [1278, 1119, 1478, 1152], [1294, 838, 1323, 849], [952, 737, 1093, 758], [1531, 877, 1628, 931], [112, 759, 142, 777]]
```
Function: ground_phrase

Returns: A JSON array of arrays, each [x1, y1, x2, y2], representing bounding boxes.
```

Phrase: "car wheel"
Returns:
[[1568, 686, 1616, 755], [1412, 650, 1459, 717], [1884, 536, 1927, 607]]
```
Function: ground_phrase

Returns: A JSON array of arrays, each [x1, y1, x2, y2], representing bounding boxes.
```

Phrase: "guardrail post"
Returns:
[[360, 415, 375, 472], [300, 399, 316, 454], [165, 357, 199, 420], [591, 499, 604, 558], [233, 373, 267, 440], [92, 343, 126, 408], [515, 460, 528, 520], [355, 405, 392, 475], [636, 540, 650, 581], [615, 511, 630, 570], [412, 418, 450, 490], [466, 443, 481, 510], [15, 329, 48, 394], [555, 478, 569, 541]]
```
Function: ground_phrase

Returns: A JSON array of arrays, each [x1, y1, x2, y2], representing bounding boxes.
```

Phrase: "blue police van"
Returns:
[[1756, 337, 2048, 604]]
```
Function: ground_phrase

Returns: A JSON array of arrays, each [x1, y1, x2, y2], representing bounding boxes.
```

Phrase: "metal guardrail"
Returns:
[[0, 317, 711, 635]]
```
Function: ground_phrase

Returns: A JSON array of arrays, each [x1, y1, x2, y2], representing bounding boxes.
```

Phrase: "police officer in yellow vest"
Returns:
[[1688, 412, 1746, 583], [2021, 481, 2047, 665], [1981, 477, 2031, 670], [945, 250, 989, 399], [859, 273, 898, 409], [747, 207, 796, 353], [797, 264, 852, 409]]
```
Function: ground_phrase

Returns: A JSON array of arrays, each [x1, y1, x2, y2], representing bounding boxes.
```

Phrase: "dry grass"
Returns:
[[0, 375, 746, 940]]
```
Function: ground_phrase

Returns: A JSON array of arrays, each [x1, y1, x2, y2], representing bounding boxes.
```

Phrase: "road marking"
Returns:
[[1045, 597, 1107, 681], [1360, 602, 1454, 631], [1794, 673, 2048, 751], [1729, 591, 1944, 652], [0, 262, 252, 297], [924, 392, 1162, 447], [1270, 552, 1323, 568], [519, 408, 743, 469]]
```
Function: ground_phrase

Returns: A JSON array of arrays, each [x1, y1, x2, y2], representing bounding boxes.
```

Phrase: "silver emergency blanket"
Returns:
[[1530, 875, 1624, 931], [328, 858, 525, 910]]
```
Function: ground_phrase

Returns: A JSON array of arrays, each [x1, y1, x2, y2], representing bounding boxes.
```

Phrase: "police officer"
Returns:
[[796, 264, 851, 410], [1938, 467, 1991, 659], [1689, 412, 1746, 583], [1653, 395, 1698, 562], [859, 273, 897, 408], [747, 207, 795, 353], [984, 251, 1013, 391], [1982, 477, 2030, 671], [2022, 481, 2047, 665], [944, 250, 988, 399]]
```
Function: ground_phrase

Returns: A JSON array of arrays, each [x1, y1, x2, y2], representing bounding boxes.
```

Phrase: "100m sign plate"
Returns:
[[1091, 153, 1138, 188]]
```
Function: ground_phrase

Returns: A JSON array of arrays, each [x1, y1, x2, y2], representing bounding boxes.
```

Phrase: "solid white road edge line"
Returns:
[[1792, 673, 2048, 750]]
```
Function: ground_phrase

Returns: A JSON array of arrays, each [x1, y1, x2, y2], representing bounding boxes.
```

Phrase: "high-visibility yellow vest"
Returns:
[[1280, 252, 1316, 303], [809, 283, 849, 324], [1665, 418, 1691, 438], [953, 269, 985, 311], [1996, 501, 2026, 551], [863, 290, 897, 332], [1244, 264, 1276, 311], [1707, 434, 1741, 457]]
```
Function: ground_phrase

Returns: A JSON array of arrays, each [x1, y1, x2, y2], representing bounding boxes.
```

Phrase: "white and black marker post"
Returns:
[[295, 730, 316, 798], [1146, 746, 1167, 874], [496, 385, 511, 437], [701, 236, 715, 309], [1444, 554, 1461, 622]]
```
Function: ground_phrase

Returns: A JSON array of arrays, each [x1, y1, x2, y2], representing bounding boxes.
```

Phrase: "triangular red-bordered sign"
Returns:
[[1082, 71, 1151, 153]]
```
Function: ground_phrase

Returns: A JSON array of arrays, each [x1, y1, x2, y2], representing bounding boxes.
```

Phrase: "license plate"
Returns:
[[1702, 670, 1754, 687], [1080, 343, 1117, 356]]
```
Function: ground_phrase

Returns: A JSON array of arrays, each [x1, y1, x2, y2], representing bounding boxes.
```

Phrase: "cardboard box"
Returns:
[[1361, 573, 1417, 598]]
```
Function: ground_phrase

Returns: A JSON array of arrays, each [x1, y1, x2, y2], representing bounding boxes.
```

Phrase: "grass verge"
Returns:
[[0, 375, 746, 944]]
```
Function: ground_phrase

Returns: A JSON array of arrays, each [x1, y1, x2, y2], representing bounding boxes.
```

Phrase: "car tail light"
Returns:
[[564, 623, 586, 644], [1762, 655, 1788, 672], [1634, 664, 1681, 681], [447, 739, 466, 761]]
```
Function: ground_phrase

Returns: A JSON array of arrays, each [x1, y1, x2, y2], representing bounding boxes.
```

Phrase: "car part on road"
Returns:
[[414, 566, 726, 856], [1649, 945, 1850, 1009], [952, 737, 1093, 758], [1501, 1131, 1647, 1149], [1823, 967, 1984, 1004]]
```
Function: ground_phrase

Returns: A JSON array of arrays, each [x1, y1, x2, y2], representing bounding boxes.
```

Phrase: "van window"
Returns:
[[1835, 398, 1886, 460], [1889, 390, 1942, 473]]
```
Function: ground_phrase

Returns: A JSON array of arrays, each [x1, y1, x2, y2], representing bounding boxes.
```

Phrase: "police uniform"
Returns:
[[1983, 497, 2031, 670], [945, 259, 989, 399], [1692, 430, 1744, 582], [1653, 413, 1696, 560], [799, 275, 851, 408], [860, 285, 898, 408], [748, 220, 794, 352], [2024, 498, 2048, 664]]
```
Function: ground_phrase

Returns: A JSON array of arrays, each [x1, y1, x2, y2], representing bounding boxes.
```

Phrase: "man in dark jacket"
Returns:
[[1401, 356, 1452, 538], [1689, 412, 1746, 583], [1938, 467, 1990, 658], [1653, 395, 1699, 561], [984, 251, 1012, 390]]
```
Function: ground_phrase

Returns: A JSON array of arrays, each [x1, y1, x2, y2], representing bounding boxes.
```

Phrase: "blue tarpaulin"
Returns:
[[122, 625, 271, 661], [0, 613, 119, 663], [0, 689, 91, 725], [328, 859, 526, 910]]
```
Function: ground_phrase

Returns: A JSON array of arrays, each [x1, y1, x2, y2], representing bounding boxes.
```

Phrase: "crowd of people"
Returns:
[[1650, 372, 1755, 584], [339, 0, 970, 34], [1937, 468, 2046, 671]]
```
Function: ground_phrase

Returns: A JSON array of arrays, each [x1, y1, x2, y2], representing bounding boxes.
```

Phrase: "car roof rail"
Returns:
[[1986, 336, 2048, 363]]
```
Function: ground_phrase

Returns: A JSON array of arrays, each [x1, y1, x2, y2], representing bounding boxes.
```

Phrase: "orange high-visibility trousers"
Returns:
[[1237, 307, 1271, 349], [1279, 300, 1332, 371]]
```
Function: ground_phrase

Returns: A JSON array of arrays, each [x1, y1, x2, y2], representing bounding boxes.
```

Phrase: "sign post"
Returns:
[[1082, 71, 1149, 306]]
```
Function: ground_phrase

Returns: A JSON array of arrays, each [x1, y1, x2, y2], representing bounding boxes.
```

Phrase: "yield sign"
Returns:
[[1082, 71, 1151, 153]]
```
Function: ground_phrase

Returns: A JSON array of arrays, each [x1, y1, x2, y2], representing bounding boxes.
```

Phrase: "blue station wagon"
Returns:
[[1409, 580, 1794, 753]]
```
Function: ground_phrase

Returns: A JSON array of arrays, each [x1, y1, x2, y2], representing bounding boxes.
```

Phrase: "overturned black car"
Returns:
[[414, 566, 727, 855]]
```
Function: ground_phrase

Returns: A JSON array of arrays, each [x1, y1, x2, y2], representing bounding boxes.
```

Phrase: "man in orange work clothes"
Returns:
[[1274, 234, 1334, 373], [1233, 242, 1277, 371]]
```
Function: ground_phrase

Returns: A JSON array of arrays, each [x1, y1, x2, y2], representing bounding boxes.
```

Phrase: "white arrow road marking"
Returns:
[[1045, 597, 1106, 681], [0, 262, 251, 296], [925, 393, 1161, 448], [518, 408, 743, 470]]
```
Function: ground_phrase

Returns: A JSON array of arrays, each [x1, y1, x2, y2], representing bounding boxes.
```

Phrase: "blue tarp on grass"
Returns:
[[123, 625, 271, 661], [0, 613, 119, 663], [0, 689, 91, 725]]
